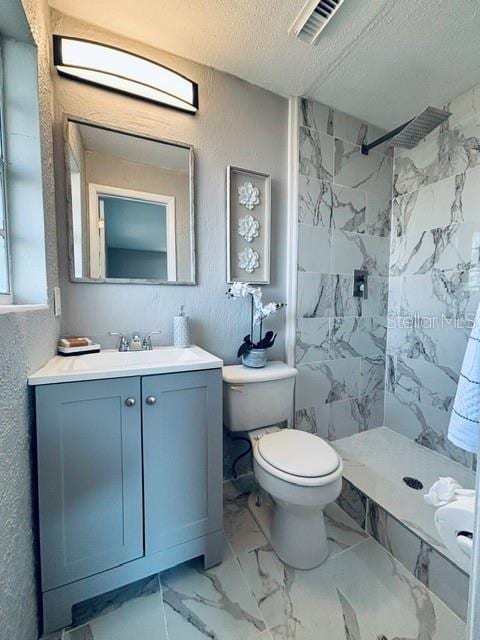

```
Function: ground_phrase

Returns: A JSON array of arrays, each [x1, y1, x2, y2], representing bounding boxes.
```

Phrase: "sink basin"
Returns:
[[28, 345, 223, 385]]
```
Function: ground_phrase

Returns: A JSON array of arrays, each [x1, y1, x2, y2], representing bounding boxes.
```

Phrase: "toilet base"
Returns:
[[247, 491, 330, 570]]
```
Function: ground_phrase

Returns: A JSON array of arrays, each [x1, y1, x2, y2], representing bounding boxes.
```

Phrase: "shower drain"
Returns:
[[403, 476, 424, 490]]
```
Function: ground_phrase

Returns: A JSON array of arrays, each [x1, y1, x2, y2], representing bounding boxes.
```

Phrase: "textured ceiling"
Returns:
[[49, 0, 480, 129]]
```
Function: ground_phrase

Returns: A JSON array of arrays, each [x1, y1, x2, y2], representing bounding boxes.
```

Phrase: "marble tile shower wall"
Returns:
[[295, 98, 393, 439], [385, 81, 480, 470]]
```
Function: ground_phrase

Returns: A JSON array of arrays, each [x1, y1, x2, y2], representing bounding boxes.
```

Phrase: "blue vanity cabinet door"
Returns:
[[36, 377, 143, 591], [142, 369, 223, 555]]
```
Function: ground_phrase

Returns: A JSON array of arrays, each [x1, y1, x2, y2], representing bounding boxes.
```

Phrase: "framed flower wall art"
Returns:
[[226, 166, 271, 284]]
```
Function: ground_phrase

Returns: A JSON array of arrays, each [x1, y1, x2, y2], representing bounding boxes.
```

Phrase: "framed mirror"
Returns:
[[64, 118, 195, 284]]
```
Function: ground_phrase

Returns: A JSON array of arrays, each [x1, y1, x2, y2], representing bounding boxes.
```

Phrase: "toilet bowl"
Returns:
[[223, 362, 343, 569]]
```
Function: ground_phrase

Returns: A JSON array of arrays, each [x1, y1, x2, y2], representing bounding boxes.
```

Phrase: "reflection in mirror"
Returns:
[[66, 119, 194, 284]]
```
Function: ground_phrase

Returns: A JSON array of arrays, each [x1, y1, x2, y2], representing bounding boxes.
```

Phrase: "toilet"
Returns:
[[223, 361, 343, 570]]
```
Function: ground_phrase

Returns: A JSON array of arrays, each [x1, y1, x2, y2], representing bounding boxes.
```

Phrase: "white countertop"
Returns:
[[28, 345, 223, 385]]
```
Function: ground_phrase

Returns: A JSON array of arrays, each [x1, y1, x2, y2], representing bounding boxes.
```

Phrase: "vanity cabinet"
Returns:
[[34, 367, 223, 633], [36, 377, 143, 590]]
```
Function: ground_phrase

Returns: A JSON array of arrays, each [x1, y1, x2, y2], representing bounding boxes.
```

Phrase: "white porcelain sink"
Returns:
[[28, 345, 223, 385]]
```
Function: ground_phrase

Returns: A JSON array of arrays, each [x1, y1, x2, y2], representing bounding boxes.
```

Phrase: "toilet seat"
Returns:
[[253, 429, 342, 487]]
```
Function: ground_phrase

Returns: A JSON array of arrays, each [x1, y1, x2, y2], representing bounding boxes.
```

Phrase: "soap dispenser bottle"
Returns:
[[173, 306, 190, 348]]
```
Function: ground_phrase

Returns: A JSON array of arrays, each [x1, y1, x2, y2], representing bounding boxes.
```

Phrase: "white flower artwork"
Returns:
[[238, 214, 260, 243], [238, 181, 260, 210], [238, 247, 260, 273]]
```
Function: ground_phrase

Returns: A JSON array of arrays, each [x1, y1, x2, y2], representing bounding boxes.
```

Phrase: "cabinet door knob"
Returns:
[[146, 396, 157, 405], [125, 397, 136, 407]]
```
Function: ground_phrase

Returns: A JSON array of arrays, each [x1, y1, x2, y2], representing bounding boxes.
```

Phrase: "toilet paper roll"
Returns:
[[173, 315, 190, 348]]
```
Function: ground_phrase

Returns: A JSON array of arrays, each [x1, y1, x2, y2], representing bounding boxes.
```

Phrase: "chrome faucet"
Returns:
[[142, 331, 162, 350], [109, 332, 129, 352], [110, 331, 162, 351]]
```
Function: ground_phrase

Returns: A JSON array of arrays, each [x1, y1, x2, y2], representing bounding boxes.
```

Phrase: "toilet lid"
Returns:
[[257, 430, 340, 478]]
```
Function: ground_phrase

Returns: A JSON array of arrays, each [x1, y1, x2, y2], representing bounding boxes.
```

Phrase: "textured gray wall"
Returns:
[[51, 11, 288, 365], [0, 1, 59, 639]]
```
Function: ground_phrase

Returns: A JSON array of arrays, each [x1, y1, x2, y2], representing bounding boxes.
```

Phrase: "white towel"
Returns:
[[448, 303, 480, 453]]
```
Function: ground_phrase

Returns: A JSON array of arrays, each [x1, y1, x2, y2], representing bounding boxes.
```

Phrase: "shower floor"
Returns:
[[50, 477, 465, 640]]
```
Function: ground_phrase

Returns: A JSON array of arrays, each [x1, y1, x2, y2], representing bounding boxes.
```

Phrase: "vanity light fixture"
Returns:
[[53, 35, 198, 114]]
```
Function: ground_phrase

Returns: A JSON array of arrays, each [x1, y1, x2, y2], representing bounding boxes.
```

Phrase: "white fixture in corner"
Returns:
[[435, 493, 475, 574], [223, 361, 343, 569], [289, 0, 345, 45]]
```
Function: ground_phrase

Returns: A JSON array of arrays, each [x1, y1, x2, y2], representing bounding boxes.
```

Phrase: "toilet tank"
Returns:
[[223, 361, 297, 432]]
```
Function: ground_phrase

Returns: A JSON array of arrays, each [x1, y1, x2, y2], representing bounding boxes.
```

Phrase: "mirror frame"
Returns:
[[63, 115, 196, 285]]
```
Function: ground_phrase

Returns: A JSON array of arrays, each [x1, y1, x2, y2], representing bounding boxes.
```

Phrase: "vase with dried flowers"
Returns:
[[226, 283, 285, 368]]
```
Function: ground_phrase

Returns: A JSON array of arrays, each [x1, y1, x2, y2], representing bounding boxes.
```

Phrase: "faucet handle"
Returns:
[[142, 331, 162, 351], [109, 332, 129, 352]]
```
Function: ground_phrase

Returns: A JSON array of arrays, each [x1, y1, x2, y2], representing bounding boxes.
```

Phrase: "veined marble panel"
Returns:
[[236, 538, 464, 640], [360, 356, 385, 396], [368, 502, 470, 621], [393, 167, 480, 237], [161, 542, 267, 639], [390, 222, 480, 277], [387, 276, 402, 316], [394, 124, 480, 196], [399, 270, 480, 320], [334, 139, 393, 198], [331, 184, 366, 233], [333, 110, 383, 147], [331, 229, 389, 277], [314, 390, 385, 441], [299, 126, 334, 181], [384, 390, 472, 467], [361, 276, 389, 317], [295, 358, 361, 410], [330, 317, 387, 359], [387, 354, 458, 414], [386, 322, 470, 373], [299, 98, 333, 135], [446, 82, 480, 129], [298, 272, 388, 320], [295, 317, 330, 364], [298, 175, 333, 227], [297, 224, 331, 273], [365, 191, 391, 237], [297, 272, 333, 318], [336, 479, 367, 529]]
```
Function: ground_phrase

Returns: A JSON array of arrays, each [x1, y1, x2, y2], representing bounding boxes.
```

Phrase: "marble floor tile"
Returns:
[[64, 586, 168, 640], [236, 538, 464, 640], [70, 574, 160, 629], [160, 541, 267, 640], [224, 482, 267, 554]]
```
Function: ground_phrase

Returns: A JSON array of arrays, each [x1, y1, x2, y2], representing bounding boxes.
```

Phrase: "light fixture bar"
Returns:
[[53, 35, 198, 114]]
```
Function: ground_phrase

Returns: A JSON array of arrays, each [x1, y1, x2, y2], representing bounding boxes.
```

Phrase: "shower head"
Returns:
[[361, 106, 451, 155]]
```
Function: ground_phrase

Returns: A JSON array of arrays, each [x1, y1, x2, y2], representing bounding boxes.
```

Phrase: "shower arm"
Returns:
[[361, 117, 414, 155]]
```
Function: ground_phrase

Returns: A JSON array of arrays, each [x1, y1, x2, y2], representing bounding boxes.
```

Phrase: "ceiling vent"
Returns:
[[289, 0, 344, 45]]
